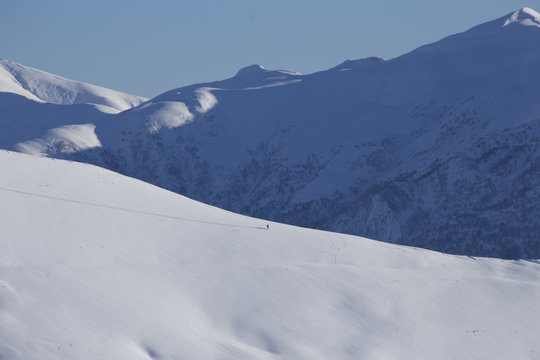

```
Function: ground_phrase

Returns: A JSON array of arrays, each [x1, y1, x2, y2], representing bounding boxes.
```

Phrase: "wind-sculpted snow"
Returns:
[[2, 9, 540, 258], [15, 124, 102, 155], [194, 87, 218, 113], [130, 101, 195, 134], [504, 7, 540, 28], [1, 150, 540, 359]]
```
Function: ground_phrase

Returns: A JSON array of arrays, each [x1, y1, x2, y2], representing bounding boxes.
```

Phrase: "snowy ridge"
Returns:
[[0, 58, 147, 112], [1, 150, 539, 359], [0, 64, 42, 102], [504, 7, 540, 27]]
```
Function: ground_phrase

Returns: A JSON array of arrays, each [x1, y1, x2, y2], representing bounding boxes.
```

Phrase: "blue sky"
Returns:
[[0, 0, 532, 97]]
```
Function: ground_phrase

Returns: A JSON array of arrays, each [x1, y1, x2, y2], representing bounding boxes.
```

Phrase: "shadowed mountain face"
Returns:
[[3, 9, 540, 258]]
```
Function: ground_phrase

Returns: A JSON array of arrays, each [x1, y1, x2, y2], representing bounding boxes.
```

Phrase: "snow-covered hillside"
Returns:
[[1, 9, 539, 258], [1, 150, 539, 359], [0, 58, 147, 112], [0, 59, 147, 155]]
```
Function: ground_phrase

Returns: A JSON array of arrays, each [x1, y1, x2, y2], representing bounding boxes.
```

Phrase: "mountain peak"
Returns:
[[333, 57, 384, 71], [234, 64, 267, 77], [503, 7, 540, 28]]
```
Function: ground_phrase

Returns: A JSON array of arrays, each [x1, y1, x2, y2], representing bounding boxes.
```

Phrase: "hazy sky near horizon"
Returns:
[[0, 0, 533, 97]]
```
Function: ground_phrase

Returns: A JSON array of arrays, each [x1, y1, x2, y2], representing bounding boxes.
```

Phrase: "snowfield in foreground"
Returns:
[[1, 150, 539, 359]]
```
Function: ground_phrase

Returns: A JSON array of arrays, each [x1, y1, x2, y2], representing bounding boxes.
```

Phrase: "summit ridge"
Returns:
[[503, 7, 540, 28]]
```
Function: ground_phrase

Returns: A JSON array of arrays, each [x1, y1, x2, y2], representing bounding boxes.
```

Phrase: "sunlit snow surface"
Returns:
[[1, 150, 539, 360], [0, 58, 147, 112], [14, 124, 102, 156], [503, 7, 540, 27]]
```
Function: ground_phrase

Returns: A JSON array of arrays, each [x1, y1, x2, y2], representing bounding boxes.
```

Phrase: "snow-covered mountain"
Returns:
[[2, 8, 540, 258], [0, 59, 147, 155], [0, 58, 146, 112], [2, 149, 539, 359]]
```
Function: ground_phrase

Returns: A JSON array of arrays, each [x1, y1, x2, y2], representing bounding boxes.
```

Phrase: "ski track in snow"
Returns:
[[0, 186, 266, 230]]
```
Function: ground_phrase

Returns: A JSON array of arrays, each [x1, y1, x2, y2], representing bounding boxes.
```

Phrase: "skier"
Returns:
[[266, 224, 269, 229]]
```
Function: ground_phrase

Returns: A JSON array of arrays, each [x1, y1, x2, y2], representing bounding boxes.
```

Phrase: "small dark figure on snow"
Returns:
[[266, 224, 269, 229]]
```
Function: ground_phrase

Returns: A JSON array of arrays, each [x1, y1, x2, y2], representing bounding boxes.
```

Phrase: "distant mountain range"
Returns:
[[1, 8, 539, 258]]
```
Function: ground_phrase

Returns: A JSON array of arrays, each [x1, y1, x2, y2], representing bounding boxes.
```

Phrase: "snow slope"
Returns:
[[0, 58, 147, 112], [1, 150, 539, 360]]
